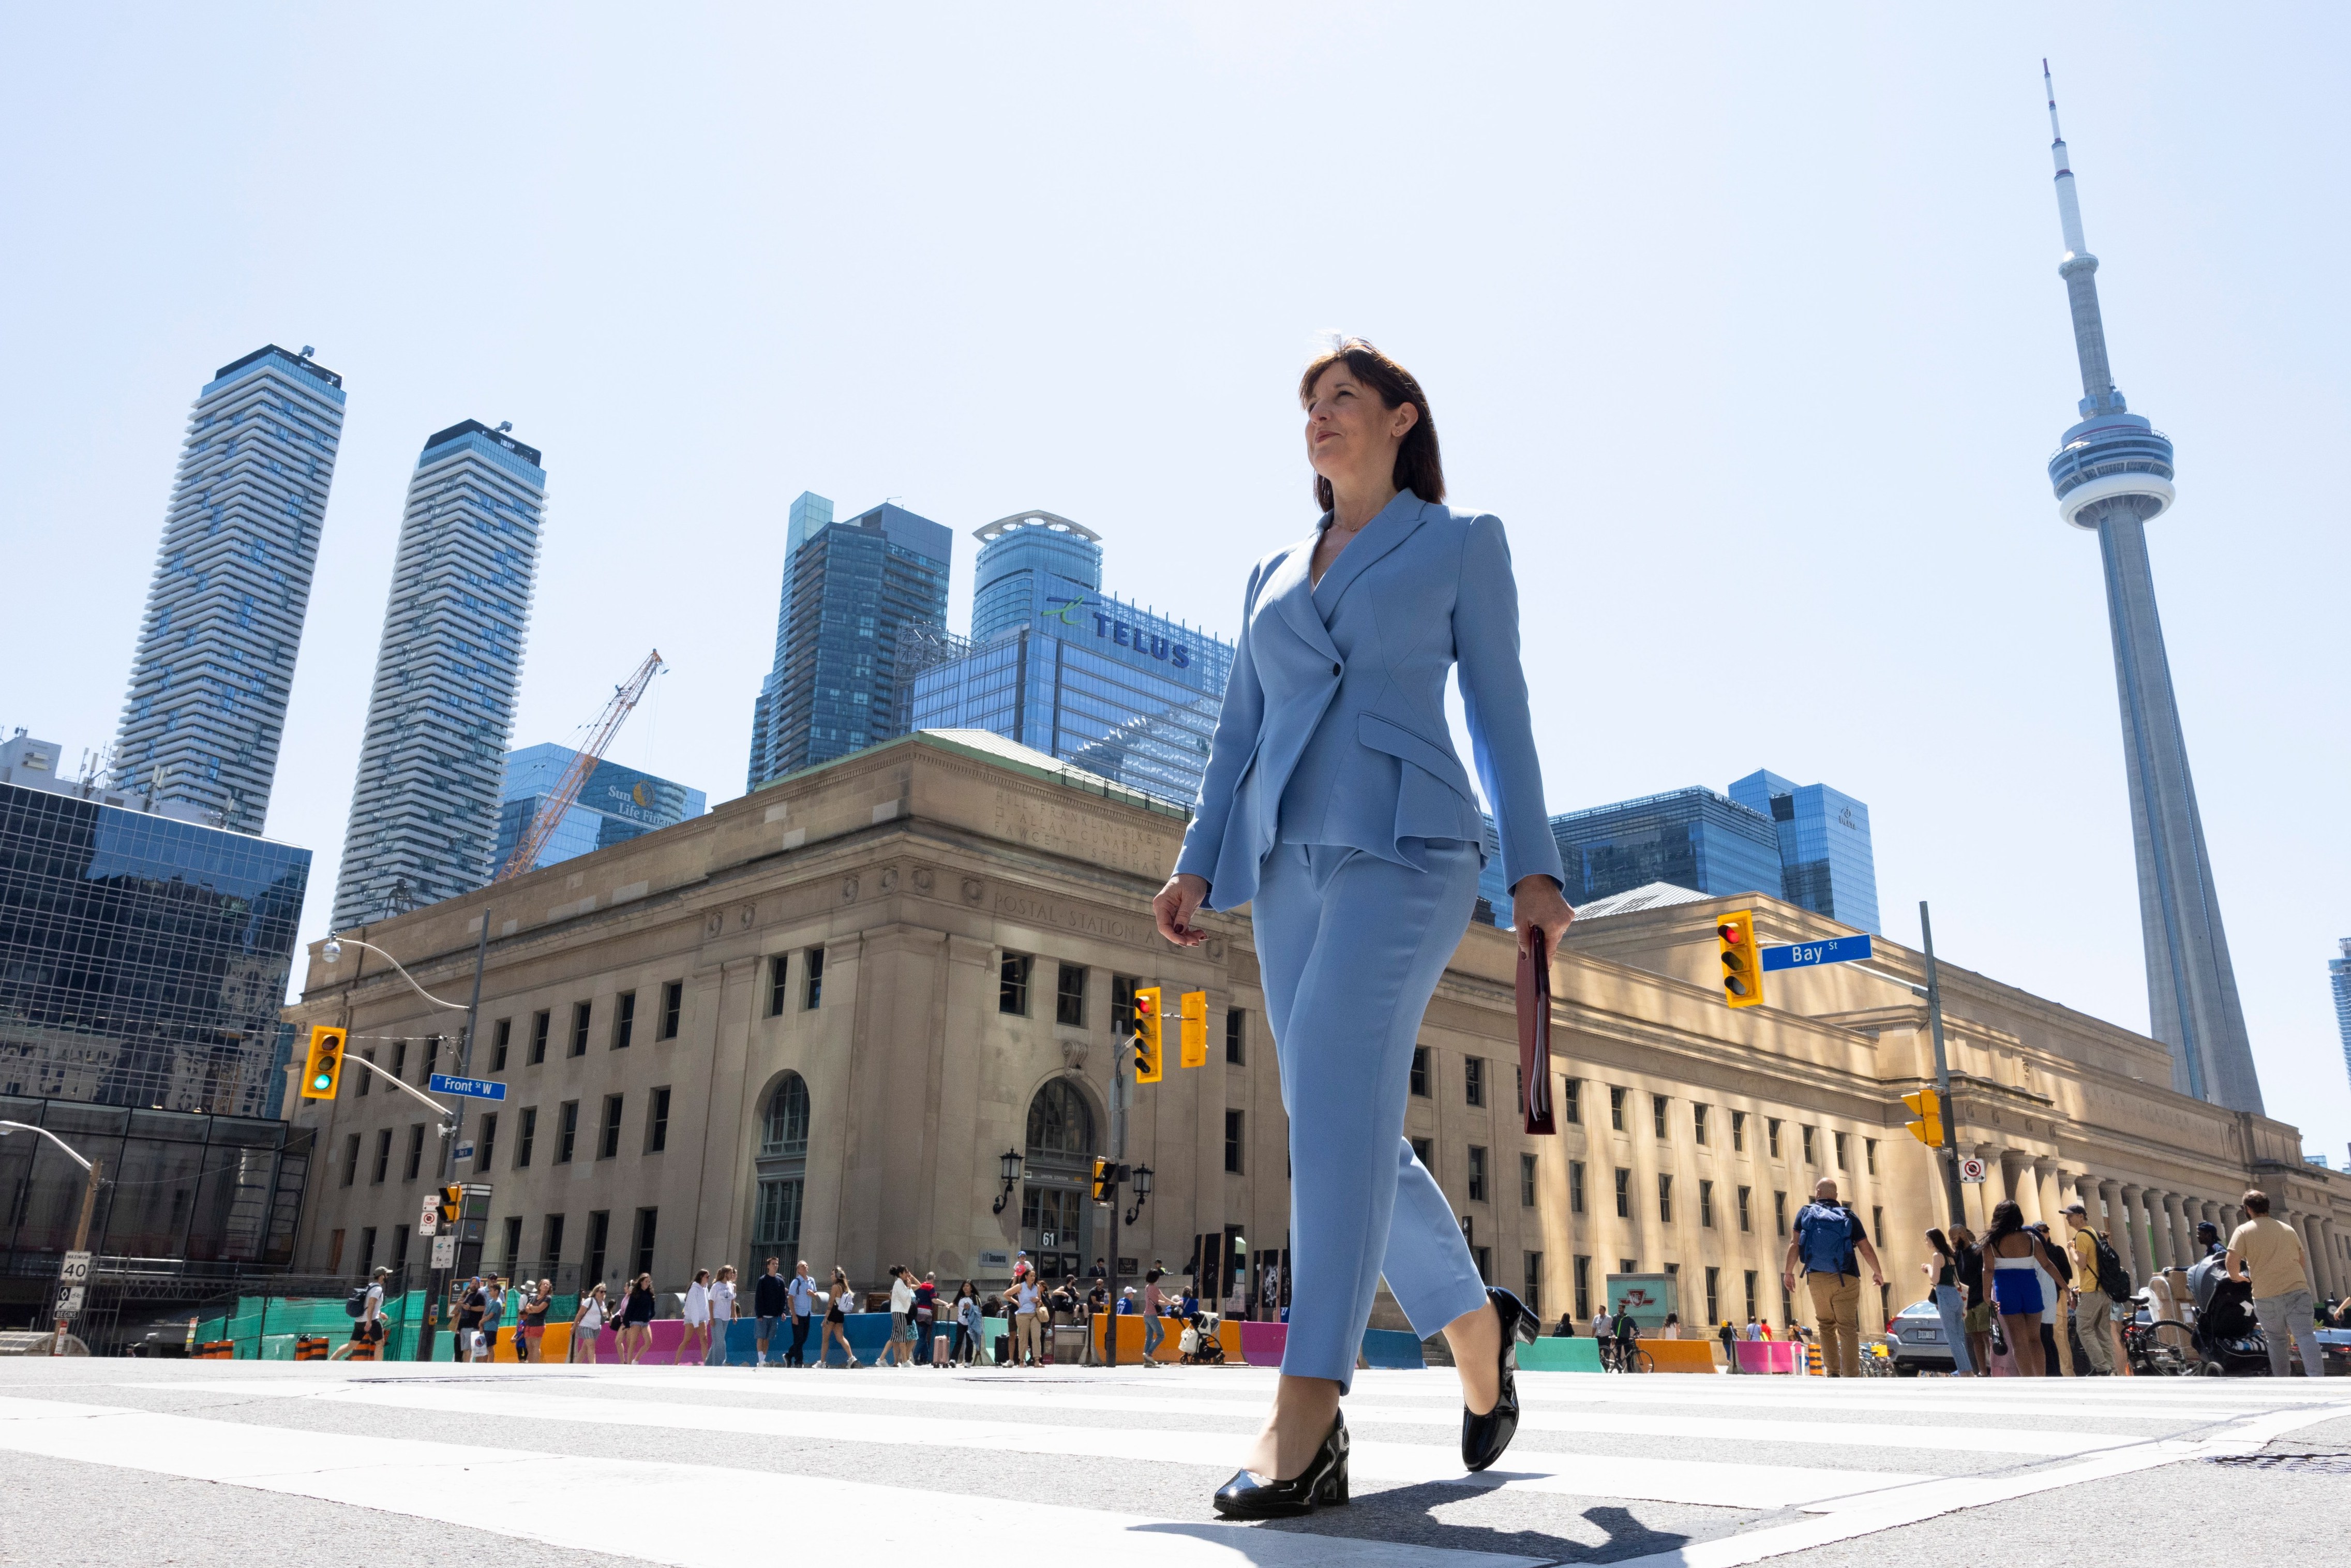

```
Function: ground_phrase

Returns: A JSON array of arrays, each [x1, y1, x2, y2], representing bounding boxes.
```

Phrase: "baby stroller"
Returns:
[[2185, 1255, 2270, 1376], [1179, 1311, 1225, 1366]]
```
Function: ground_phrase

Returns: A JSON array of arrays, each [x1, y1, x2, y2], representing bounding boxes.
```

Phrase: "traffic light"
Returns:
[[1090, 1157, 1114, 1202], [1178, 990, 1208, 1069], [1902, 1089, 1945, 1146], [300, 1025, 347, 1100], [439, 1184, 463, 1225], [1715, 911, 1763, 1008], [1133, 985, 1163, 1083]]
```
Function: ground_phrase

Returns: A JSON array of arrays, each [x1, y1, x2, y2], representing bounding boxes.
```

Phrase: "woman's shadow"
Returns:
[[1142, 1482, 1693, 1563]]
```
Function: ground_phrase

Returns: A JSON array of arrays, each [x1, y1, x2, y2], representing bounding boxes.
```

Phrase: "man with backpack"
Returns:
[[1780, 1178, 1885, 1378], [2063, 1202, 2131, 1375]]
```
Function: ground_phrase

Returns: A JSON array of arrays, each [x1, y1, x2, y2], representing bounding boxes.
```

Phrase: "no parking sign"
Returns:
[[1959, 1157, 1987, 1184]]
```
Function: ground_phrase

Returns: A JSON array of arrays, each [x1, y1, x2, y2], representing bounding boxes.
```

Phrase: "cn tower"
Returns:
[[2041, 63, 2262, 1113]]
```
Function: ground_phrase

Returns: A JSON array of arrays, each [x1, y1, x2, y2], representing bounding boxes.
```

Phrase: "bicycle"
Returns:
[[1859, 1340, 1899, 1377], [2122, 1318, 2196, 1377]]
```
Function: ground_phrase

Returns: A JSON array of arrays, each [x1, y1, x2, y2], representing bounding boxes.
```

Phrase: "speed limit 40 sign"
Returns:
[[1959, 1156, 1987, 1184], [59, 1250, 92, 1285]]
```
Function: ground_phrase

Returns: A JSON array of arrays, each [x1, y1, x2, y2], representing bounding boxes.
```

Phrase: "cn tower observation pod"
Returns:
[[2048, 411, 2175, 529]]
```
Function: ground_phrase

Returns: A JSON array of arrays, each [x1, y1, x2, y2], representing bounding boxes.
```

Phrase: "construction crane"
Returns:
[[494, 649, 665, 883]]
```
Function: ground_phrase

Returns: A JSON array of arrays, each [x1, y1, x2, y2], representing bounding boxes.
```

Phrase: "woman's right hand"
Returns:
[[1153, 873, 1210, 947]]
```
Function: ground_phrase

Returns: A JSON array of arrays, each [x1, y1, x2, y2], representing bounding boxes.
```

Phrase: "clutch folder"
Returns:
[[1517, 926, 1556, 1136]]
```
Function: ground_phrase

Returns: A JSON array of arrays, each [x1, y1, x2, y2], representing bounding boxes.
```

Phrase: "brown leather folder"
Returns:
[[1518, 927, 1555, 1135]]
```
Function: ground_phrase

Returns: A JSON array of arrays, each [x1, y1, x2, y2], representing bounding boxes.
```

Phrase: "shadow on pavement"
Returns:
[[1135, 1482, 1696, 1563]]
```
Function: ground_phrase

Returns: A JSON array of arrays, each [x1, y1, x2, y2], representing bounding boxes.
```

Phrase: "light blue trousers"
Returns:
[[1930, 1283, 1972, 1374], [1255, 840, 1490, 1391]]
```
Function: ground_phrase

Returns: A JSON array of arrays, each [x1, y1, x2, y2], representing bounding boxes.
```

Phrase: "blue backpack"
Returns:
[[1794, 1203, 1859, 1276]]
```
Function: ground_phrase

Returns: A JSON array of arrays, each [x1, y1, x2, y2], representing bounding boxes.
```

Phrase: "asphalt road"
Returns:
[[1, 1357, 2343, 1566]]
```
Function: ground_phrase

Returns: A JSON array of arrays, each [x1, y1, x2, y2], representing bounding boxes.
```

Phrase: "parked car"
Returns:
[[1886, 1297, 1957, 1375]]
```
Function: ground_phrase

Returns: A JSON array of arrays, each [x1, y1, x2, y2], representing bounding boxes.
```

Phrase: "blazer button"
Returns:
[[1331, 662, 1343, 677]]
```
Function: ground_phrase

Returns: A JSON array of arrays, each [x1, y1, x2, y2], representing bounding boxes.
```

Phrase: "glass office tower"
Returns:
[[333, 421, 545, 928], [0, 735, 311, 1117], [1727, 769, 1880, 934], [1548, 788, 1785, 908], [115, 345, 346, 835], [2332, 939, 2351, 1097], [494, 743, 707, 876], [908, 511, 1235, 809], [748, 501, 951, 788]]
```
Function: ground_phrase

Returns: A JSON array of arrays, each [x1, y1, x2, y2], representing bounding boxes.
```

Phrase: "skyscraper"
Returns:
[[2041, 66, 2260, 1111], [332, 421, 546, 928], [908, 511, 1235, 807], [495, 743, 706, 876], [2330, 939, 2351, 1097], [1548, 788, 1784, 908], [1727, 769, 1879, 934], [115, 345, 346, 834], [747, 501, 950, 789]]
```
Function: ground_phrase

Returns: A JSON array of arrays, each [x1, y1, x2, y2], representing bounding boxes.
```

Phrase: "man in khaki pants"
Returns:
[[1781, 1178, 1886, 1377]]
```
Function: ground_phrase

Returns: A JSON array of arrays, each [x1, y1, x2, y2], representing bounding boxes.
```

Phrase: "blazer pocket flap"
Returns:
[[1358, 713, 1473, 801]]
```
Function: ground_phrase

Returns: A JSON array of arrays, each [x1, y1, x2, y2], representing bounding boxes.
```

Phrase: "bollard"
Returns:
[[295, 1336, 331, 1362], [193, 1340, 235, 1360]]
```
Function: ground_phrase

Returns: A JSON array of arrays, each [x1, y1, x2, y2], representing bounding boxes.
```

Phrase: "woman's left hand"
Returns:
[[1512, 875, 1575, 960]]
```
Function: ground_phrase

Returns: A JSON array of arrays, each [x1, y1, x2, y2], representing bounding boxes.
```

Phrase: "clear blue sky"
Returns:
[[5, 6, 2345, 1163]]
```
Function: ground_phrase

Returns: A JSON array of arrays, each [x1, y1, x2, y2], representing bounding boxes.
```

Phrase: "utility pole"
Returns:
[[1919, 901, 1967, 1229], [2, 1123, 101, 1354], [418, 910, 493, 1364], [1102, 1037, 1127, 1369]]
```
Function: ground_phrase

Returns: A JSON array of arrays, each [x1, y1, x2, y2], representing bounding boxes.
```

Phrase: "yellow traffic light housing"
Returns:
[[1133, 985, 1163, 1083], [1178, 990, 1208, 1069], [439, 1184, 463, 1225], [1715, 911, 1763, 1008], [1090, 1157, 1113, 1202], [1903, 1089, 1945, 1146], [300, 1025, 347, 1100]]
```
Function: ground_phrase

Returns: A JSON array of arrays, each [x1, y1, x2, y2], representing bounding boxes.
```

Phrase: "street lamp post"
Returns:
[[0, 1122, 102, 1355]]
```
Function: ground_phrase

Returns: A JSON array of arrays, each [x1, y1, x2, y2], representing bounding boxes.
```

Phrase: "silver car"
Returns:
[[1887, 1297, 1958, 1375]]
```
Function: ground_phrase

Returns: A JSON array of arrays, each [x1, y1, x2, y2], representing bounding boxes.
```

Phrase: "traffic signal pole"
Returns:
[[1103, 1035, 1126, 1369], [420, 912, 492, 1364], [1916, 901, 1968, 1230]]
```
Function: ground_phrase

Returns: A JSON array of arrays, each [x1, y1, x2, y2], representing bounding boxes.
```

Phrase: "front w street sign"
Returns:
[[1760, 935, 1873, 972], [428, 1074, 507, 1101]]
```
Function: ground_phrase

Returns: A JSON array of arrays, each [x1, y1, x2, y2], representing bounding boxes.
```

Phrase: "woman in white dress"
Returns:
[[571, 1283, 609, 1365], [680, 1268, 712, 1366]]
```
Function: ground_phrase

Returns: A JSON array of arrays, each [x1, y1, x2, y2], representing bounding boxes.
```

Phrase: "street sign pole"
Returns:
[[1919, 901, 1967, 1230], [1103, 1034, 1126, 1370], [420, 910, 491, 1366]]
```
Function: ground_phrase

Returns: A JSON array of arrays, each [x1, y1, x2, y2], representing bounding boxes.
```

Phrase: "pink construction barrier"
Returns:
[[1733, 1340, 1798, 1374], [1239, 1321, 1286, 1366], [572, 1319, 700, 1365]]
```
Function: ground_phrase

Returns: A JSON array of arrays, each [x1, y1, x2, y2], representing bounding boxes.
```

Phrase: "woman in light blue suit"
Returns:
[[1155, 338, 1575, 1518]]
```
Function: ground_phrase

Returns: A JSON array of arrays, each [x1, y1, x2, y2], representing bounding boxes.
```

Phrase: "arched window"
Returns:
[[752, 1072, 811, 1279], [761, 1073, 810, 1158], [1025, 1078, 1095, 1159]]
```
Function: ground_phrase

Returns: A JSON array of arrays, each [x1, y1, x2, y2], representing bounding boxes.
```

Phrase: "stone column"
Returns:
[[2161, 1192, 2187, 1269], [2118, 1186, 2152, 1282], [2097, 1179, 2124, 1242], [2294, 1213, 2327, 1300]]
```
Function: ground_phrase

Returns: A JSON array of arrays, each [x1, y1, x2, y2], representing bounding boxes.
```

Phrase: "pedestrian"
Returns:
[[617, 1273, 657, 1364], [1011, 1251, 1032, 1286], [481, 1278, 507, 1362], [1950, 1226, 1992, 1378], [1782, 1178, 1885, 1378], [1011, 1269, 1044, 1366], [681, 1268, 713, 1366], [1590, 1304, 1613, 1349], [786, 1260, 817, 1367], [820, 1268, 859, 1367], [2061, 1204, 2128, 1377], [519, 1277, 551, 1363], [882, 1265, 917, 1367], [1919, 1230, 1974, 1377], [914, 1271, 940, 1366], [1143, 1268, 1169, 1365], [752, 1258, 788, 1367], [1553, 1310, 1575, 1338], [1661, 1312, 1682, 1340], [2027, 1222, 2074, 1376], [952, 1279, 981, 1364], [1719, 1319, 1739, 1371], [455, 1277, 487, 1364], [350, 1265, 391, 1359], [572, 1283, 609, 1365], [1981, 1201, 2062, 1377], [1612, 1308, 1638, 1371], [707, 1265, 738, 1366], [2226, 1189, 2326, 1377], [2196, 1221, 2225, 1260]]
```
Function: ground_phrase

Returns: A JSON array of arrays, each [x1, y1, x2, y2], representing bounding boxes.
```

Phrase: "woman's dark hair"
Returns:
[[1297, 337, 1445, 513], [1926, 1228, 1952, 1261], [1984, 1199, 2027, 1251]]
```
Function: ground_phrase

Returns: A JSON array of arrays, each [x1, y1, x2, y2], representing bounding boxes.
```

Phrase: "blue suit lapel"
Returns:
[[1262, 537, 1339, 662], [1312, 494, 1430, 615]]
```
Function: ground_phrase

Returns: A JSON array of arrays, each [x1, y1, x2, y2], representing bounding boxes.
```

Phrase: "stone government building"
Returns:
[[284, 730, 2349, 1331]]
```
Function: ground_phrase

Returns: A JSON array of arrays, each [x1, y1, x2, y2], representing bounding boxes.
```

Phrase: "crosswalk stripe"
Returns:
[[0, 1395, 1547, 1568]]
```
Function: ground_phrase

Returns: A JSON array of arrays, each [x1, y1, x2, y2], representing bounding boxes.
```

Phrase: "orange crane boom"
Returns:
[[495, 649, 665, 882]]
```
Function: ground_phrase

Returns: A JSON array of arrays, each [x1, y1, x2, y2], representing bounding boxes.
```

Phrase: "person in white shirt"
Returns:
[[885, 1265, 918, 1367], [820, 1268, 860, 1368], [706, 1265, 737, 1367], [680, 1269, 713, 1366], [1011, 1274, 1045, 1367], [571, 1283, 609, 1365], [786, 1261, 818, 1368]]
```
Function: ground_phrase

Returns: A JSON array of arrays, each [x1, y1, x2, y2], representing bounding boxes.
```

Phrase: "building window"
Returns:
[[1657, 1173, 1673, 1223], [500, 1216, 522, 1268], [1609, 1086, 1626, 1131], [999, 953, 1032, 1014], [1055, 963, 1086, 1027], [1652, 1094, 1670, 1139], [1467, 1146, 1488, 1203], [570, 1002, 591, 1057], [1802, 1125, 1818, 1166], [357, 1046, 374, 1096], [1621, 1257, 1637, 1275], [1614, 1167, 1631, 1218], [1731, 1110, 1746, 1152], [1833, 1130, 1847, 1171], [1225, 1008, 1245, 1064], [516, 1107, 536, 1168], [1562, 1078, 1580, 1124], [1411, 1137, 1433, 1168], [1738, 1185, 1753, 1232], [612, 991, 636, 1050], [1704, 1265, 1720, 1324], [403, 1123, 425, 1182], [1224, 1110, 1244, 1173], [1410, 1048, 1431, 1097], [492, 1018, 511, 1071], [543, 1214, 564, 1266], [1574, 1255, 1592, 1318], [371, 1128, 391, 1183], [632, 1207, 658, 1279], [1766, 1118, 1782, 1158], [339, 1133, 358, 1187], [557, 1101, 579, 1163], [1699, 1179, 1715, 1228], [1871, 1205, 1884, 1247], [392, 1230, 409, 1274], [768, 955, 790, 1017], [1523, 1252, 1543, 1316], [1864, 1138, 1878, 1176], [647, 1087, 671, 1153], [1464, 1057, 1486, 1108], [391, 1040, 408, 1082], [1774, 1189, 1788, 1237], [1744, 1268, 1758, 1322], [587, 1210, 611, 1288], [598, 1094, 624, 1159], [1693, 1104, 1709, 1145], [803, 949, 825, 1009], [1569, 1160, 1586, 1214], [425, 1037, 441, 1080], [357, 1227, 376, 1273], [662, 980, 686, 1036], [477, 1113, 498, 1173], [530, 1011, 550, 1065], [1473, 1246, 1492, 1284], [1520, 1153, 1538, 1207], [1111, 975, 1139, 1034]]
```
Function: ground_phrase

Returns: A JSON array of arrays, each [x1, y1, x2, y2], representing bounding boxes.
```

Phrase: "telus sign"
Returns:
[[1043, 598, 1194, 670]]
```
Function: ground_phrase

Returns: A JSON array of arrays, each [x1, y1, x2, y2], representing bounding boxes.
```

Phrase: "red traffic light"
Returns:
[[1716, 922, 1745, 945]]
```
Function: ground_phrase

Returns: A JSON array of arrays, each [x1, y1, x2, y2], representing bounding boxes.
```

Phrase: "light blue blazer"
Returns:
[[1177, 491, 1565, 912]]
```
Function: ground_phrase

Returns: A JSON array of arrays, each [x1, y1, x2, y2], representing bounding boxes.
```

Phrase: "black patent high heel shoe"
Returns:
[[1212, 1409, 1350, 1518], [1462, 1286, 1538, 1472]]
